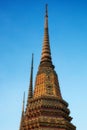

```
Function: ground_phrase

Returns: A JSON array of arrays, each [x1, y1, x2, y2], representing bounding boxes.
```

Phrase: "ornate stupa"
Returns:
[[19, 5, 76, 130]]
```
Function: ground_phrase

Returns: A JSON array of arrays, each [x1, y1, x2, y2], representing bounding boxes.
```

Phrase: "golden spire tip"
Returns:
[[46, 4, 48, 17]]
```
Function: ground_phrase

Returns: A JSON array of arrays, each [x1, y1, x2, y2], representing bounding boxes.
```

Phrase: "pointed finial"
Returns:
[[45, 4, 48, 29], [46, 4, 48, 17], [31, 53, 34, 70], [29, 53, 33, 98], [27, 54, 33, 104]]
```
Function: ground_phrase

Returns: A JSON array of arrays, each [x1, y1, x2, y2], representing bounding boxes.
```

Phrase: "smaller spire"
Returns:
[[27, 54, 33, 104]]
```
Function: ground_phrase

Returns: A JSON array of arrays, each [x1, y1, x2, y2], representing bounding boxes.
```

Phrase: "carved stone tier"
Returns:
[[23, 96, 76, 130]]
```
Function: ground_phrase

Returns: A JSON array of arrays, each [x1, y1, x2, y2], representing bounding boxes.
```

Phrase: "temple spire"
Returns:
[[40, 4, 54, 68], [27, 54, 33, 103]]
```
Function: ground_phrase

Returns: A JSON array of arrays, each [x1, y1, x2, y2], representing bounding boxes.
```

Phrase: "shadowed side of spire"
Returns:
[[27, 54, 33, 104], [19, 92, 25, 130], [40, 4, 54, 68]]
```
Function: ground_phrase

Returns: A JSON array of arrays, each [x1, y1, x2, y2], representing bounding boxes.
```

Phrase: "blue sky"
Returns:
[[0, 0, 87, 130]]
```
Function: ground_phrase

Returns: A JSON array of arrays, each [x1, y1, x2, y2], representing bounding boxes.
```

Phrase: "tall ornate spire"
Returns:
[[19, 92, 25, 130], [27, 54, 33, 103], [40, 4, 54, 68]]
